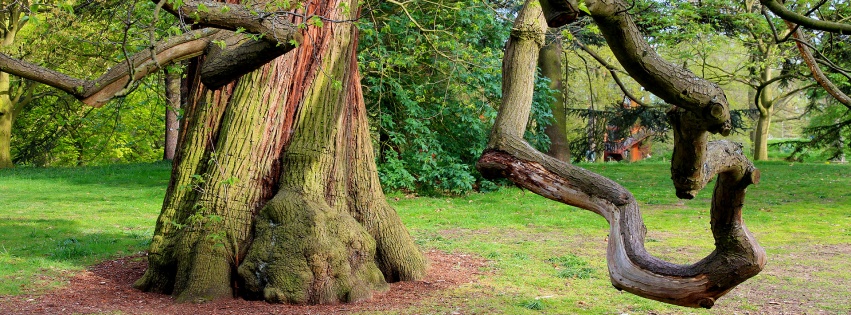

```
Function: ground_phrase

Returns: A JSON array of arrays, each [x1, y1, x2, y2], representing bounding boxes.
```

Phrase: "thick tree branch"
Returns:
[[586, 0, 732, 135], [200, 32, 299, 88], [761, 0, 851, 34], [156, 0, 302, 45], [0, 28, 219, 107]]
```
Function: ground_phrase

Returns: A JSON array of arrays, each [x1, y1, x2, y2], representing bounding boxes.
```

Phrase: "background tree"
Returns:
[[762, 0, 851, 160], [539, 37, 571, 162]]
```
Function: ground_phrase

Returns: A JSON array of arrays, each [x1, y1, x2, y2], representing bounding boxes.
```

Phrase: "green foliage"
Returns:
[[12, 77, 168, 166], [359, 0, 555, 194], [9, 0, 179, 167]]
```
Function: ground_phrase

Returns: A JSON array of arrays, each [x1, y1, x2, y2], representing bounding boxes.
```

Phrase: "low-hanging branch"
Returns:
[[0, 28, 220, 107], [760, 0, 851, 35], [481, 0, 765, 308]]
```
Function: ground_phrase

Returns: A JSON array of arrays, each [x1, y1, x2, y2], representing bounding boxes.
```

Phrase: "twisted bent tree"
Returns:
[[478, 0, 765, 308]]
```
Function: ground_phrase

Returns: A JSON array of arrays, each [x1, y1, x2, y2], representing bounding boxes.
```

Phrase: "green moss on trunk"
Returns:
[[136, 0, 425, 304]]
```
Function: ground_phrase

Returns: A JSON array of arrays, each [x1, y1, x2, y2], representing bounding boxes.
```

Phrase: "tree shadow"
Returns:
[[0, 218, 151, 266], [0, 161, 172, 190]]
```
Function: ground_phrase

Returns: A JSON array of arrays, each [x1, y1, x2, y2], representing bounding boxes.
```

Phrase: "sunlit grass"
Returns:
[[2, 159, 850, 313], [0, 162, 170, 295]]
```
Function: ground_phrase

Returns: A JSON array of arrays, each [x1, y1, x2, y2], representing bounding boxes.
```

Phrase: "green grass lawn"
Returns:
[[1, 160, 850, 314]]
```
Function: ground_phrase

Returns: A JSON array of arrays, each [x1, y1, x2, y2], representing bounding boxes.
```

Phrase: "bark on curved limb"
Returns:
[[586, 0, 731, 135], [785, 21, 851, 108], [479, 0, 765, 308]]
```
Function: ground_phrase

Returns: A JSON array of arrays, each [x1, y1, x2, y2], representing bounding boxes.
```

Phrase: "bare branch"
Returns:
[[573, 39, 650, 108], [480, 0, 765, 308], [586, 0, 731, 135]]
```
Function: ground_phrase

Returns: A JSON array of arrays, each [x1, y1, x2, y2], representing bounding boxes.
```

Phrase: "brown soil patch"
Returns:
[[0, 250, 487, 315]]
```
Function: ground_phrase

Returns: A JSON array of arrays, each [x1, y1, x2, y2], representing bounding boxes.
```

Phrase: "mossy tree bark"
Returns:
[[480, 0, 765, 308], [0, 71, 14, 169], [132, 0, 426, 304], [538, 40, 571, 162]]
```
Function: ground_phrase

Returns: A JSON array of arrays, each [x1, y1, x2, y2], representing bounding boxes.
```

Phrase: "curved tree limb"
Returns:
[[586, 0, 731, 135], [786, 21, 851, 109], [761, 0, 851, 35], [0, 28, 220, 107], [479, 0, 765, 308]]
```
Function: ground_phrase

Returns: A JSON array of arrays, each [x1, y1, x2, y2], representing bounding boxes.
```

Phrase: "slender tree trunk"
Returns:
[[0, 27, 17, 169], [0, 72, 13, 168], [538, 40, 571, 162], [753, 111, 771, 161], [134, 0, 425, 304], [163, 67, 181, 161], [752, 58, 775, 161]]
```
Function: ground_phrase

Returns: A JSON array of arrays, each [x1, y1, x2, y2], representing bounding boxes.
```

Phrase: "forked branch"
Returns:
[[0, 28, 220, 107], [585, 0, 732, 135], [480, 0, 765, 308]]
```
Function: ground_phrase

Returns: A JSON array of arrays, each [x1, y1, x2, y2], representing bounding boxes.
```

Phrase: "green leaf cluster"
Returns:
[[359, 0, 554, 194]]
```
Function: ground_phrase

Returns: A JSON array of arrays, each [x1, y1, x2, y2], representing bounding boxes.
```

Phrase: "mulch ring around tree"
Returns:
[[0, 250, 487, 315]]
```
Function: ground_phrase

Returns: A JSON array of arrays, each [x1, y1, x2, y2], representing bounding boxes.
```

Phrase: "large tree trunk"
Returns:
[[163, 67, 181, 161], [134, 0, 425, 303], [538, 40, 571, 162]]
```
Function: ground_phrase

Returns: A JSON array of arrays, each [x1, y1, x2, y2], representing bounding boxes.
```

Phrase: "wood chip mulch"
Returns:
[[0, 250, 487, 315]]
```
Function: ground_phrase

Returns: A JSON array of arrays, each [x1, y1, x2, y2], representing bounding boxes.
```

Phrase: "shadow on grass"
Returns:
[[0, 218, 151, 264]]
